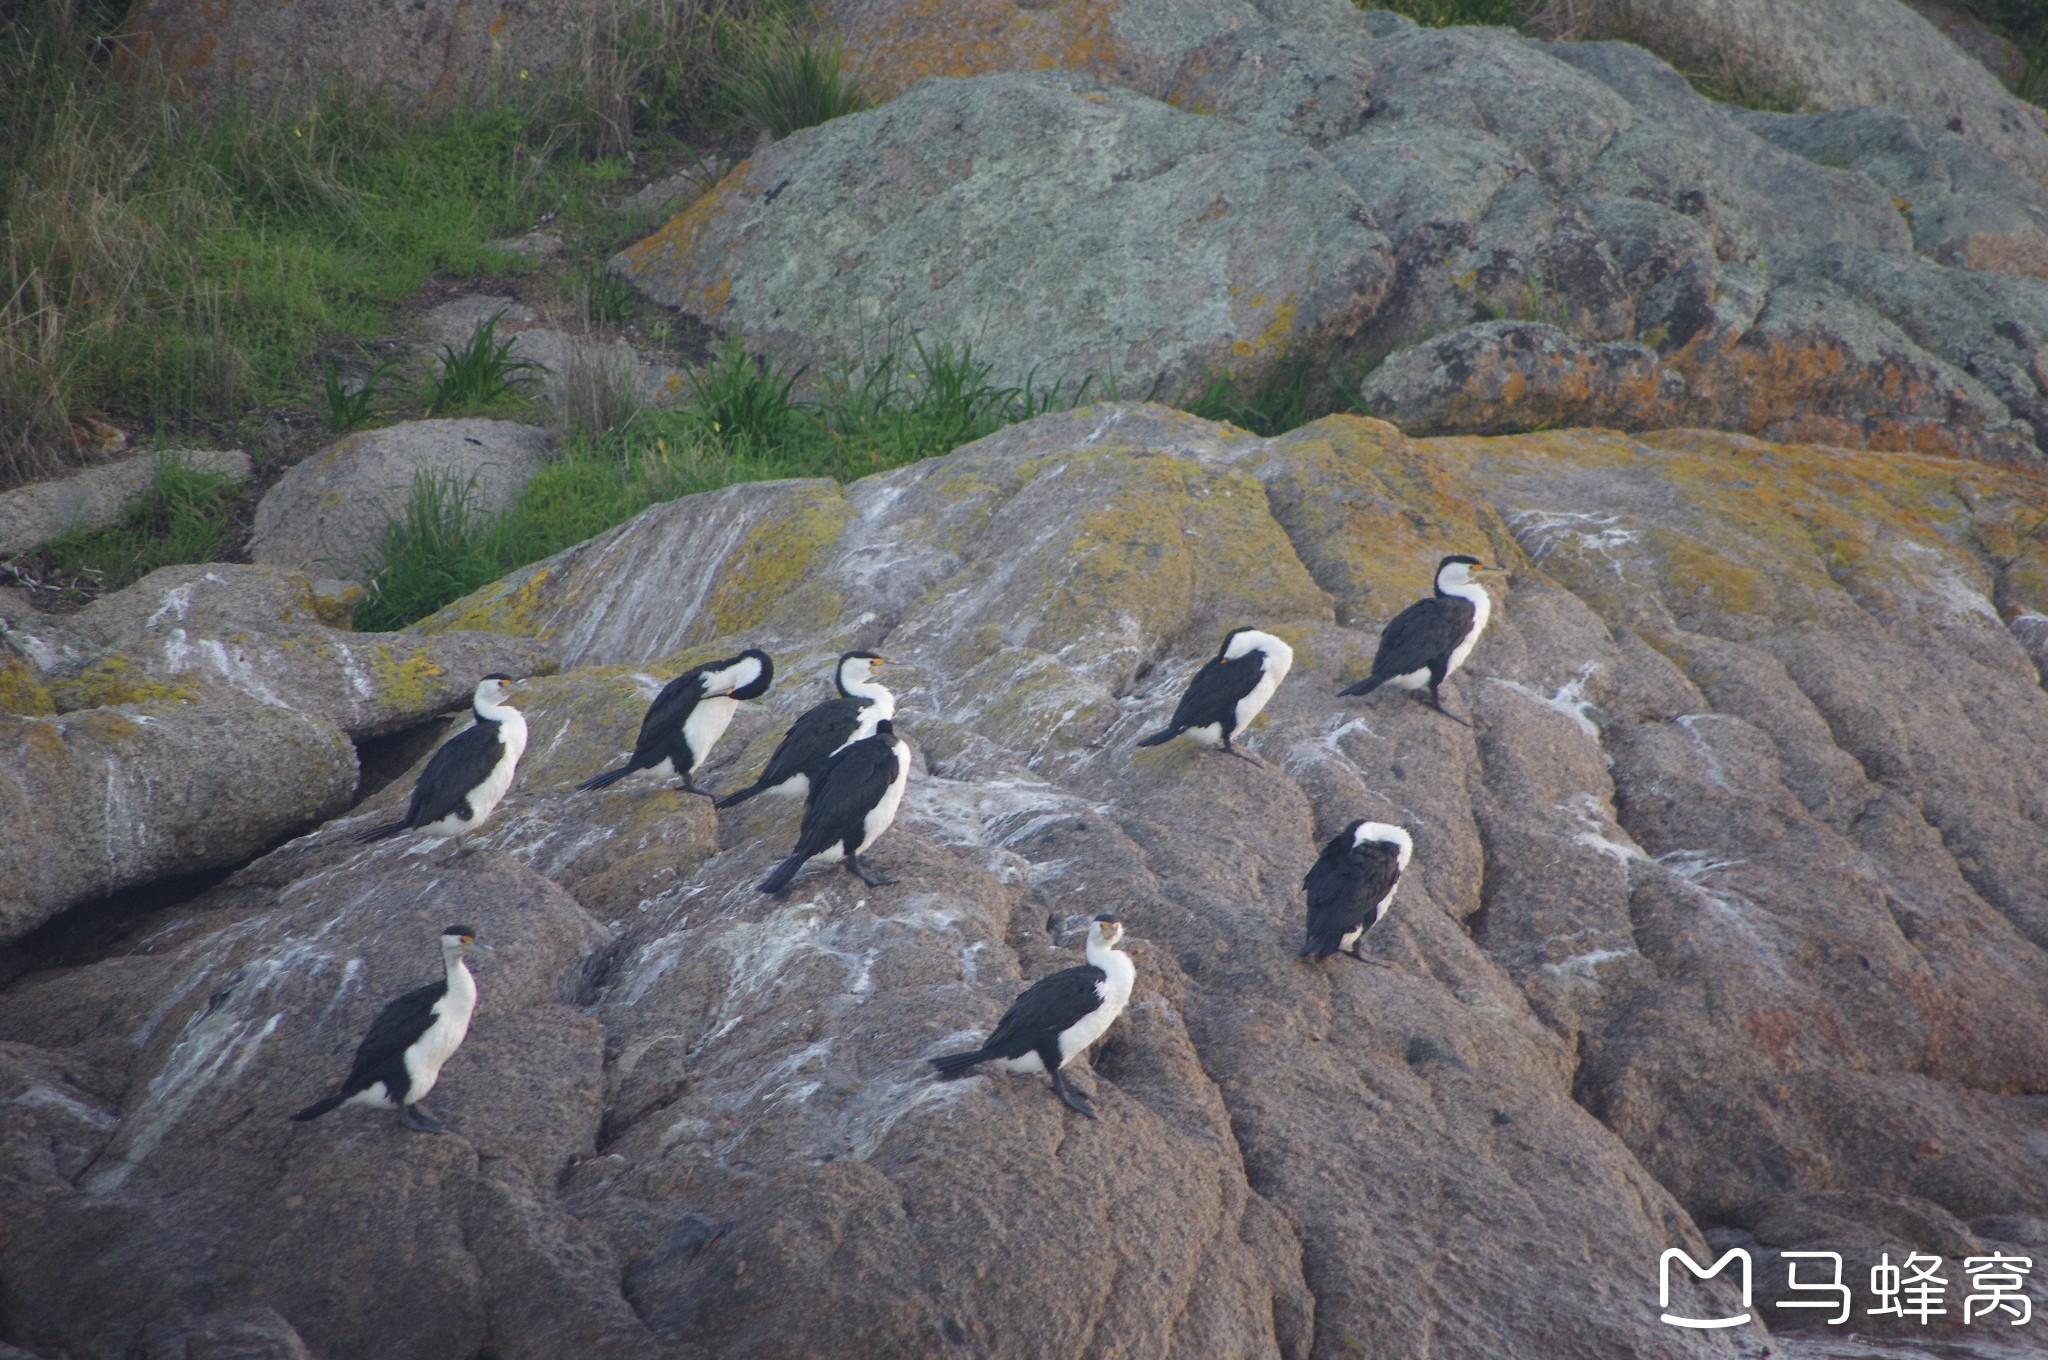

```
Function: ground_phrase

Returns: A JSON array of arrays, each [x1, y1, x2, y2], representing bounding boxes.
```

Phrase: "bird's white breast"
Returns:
[[1444, 582, 1493, 679], [1228, 635, 1293, 737], [683, 694, 739, 771], [1056, 950, 1135, 1068], [858, 740, 911, 853], [402, 962, 477, 1105], [466, 709, 527, 824]]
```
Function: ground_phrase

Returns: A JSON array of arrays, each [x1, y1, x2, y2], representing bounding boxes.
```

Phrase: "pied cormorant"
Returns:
[[1135, 626, 1293, 762], [716, 651, 902, 809], [757, 719, 911, 893], [1338, 555, 1506, 724], [579, 647, 773, 795], [929, 914, 1134, 1118], [1301, 821, 1412, 964], [291, 925, 485, 1133], [357, 675, 526, 854]]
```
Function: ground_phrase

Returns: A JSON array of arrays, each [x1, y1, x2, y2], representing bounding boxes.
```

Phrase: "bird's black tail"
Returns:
[[714, 782, 765, 810], [928, 1049, 993, 1078], [757, 853, 806, 895], [355, 821, 407, 845], [1300, 935, 1337, 961], [577, 765, 635, 792], [291, 1093, 345, 1122], [1134, 726, 1179, 748], [1337, 675, 1384, 698]]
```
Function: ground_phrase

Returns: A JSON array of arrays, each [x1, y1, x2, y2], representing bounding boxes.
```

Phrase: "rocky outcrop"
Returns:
[[113, 0, 605, 107], [0, 563, 550, 940], [418, 296, 688, 415], [0, 449, 248, 557], [618, 4, 2048, 462], [248, 419, 554, 580], [9, 405, 2048, 1356]]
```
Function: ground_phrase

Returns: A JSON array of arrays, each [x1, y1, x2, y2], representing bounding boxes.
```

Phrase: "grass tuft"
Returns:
[[717, 21, 871, 139], [323, 357, 400, 431], [424, 312, 551, 415], [38, 455, 241, 595]]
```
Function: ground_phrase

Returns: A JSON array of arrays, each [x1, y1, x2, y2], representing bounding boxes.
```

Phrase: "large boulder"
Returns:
[[0, 699, 355, 942], [616, 72, 1394, 408], [17, 405, 2048, 1354], [0, 449, 248, 557], [1570, 0, 2048, 188], [620, 10, 2048, 462], [114, 0, 605, 108], [248, 419, 553, 581]]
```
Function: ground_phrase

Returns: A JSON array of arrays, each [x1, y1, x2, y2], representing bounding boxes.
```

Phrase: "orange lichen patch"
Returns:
[[617, 159, 758, 318], [841, 0, 1133, 99], [1430, 426, 2048, 640]]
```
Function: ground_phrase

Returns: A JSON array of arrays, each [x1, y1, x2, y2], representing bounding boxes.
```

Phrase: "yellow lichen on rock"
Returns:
[[418, 564, 557, 639], [0, 658, 56, 717], [704, 486, 852, 639], [48, 653, 200, 713]]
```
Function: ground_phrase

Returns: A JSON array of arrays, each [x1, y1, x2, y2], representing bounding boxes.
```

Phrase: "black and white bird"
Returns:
[[579, 647, 772, 795], [716, 650, 901, 809], [1301, 821, 1413, 964], [357, 674, 527, 854], [756, 719, 911, 894], [291, 925, 486, 1134], [1134, 626, 1293, 763], [1338, 555, 1506, 724], [928, 914, 1135, 1119]]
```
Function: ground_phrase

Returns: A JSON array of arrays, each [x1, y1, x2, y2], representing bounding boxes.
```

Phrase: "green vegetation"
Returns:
[[424, 313, 551, 415], [1948, 0, 2048, 103], [322, 357, 401, 432], [1365, 0, 1533, 29], [357, 338, 1091, 628], [716, 22, 871, 139], [39, 456, 242, 594]]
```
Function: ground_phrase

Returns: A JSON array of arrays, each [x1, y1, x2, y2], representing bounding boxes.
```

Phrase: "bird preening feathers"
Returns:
[[1135, 626, 1293, 763], [1301, 821, 1412, 964], [579, 647, 773, 795]]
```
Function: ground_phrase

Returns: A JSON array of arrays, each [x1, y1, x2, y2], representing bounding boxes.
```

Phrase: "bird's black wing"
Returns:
[[1304, 842, 1402, 945], [405, 721, 505, 827], [985, 964, 1107, 1052], [630, 667, 709, 766], [341, 981, 445, 1088], [791, 737, 899, 858], [761, 697, 866, 785], [1167, 651, 1265, 730], [1370, 597, 1475, 678]]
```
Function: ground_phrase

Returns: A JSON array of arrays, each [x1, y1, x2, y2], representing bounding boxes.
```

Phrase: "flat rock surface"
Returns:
[[12, 406, 2048, 1355], [619, 7, 2048, 461], [248, 419, 554, 581]]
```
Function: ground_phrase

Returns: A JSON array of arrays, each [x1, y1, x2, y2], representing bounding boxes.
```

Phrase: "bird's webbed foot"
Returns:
[[1050, 1068, 1098, 1119], [845, 854, 897, 888], [399, 1105, 448, 1134]]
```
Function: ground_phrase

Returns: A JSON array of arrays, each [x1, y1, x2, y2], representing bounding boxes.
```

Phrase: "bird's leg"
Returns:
[[1343, 944, 1393, 968], [399, 1104, 447, 1134], [844, 852, 897, 888], [443, 833, 470, 863], [1048, 1064, 1097, 1120], [1426, 686, 1473, 728]]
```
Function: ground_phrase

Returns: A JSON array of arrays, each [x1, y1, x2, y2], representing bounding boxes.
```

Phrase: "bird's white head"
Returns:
[[710, 648, 775, 699], [1434, 555, 1506, 594], [1088, 913, 1126, 950], [1221, 627, 1293, 668], [474, 674, 519, 710], [837, 650, 907, 704], [440, 924, 487, 957], [1351, 820, 1414, 868]]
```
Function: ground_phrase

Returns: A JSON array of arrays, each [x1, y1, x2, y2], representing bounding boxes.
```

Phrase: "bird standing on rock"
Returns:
[[1134, 626, 1293, 763], [929, 914, 1135, 1119], [1338, 555, 1506, 725], [716, 650, 903, 809], [356, 674, 527, 856], [291, 925, 486, 1134], [1301, 821, 1412, 964], [579, 647, 773, 795], [757, 719, 911, 893]]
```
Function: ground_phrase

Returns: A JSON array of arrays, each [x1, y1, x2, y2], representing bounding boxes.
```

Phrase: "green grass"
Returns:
[[1365, 0, 1532, 29], [357, 338, 1095, 627], [716, 22, 871, 139], [323, 356, 401, 431], [39, 455, 241, 594], [424, 312, 551, 414]]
